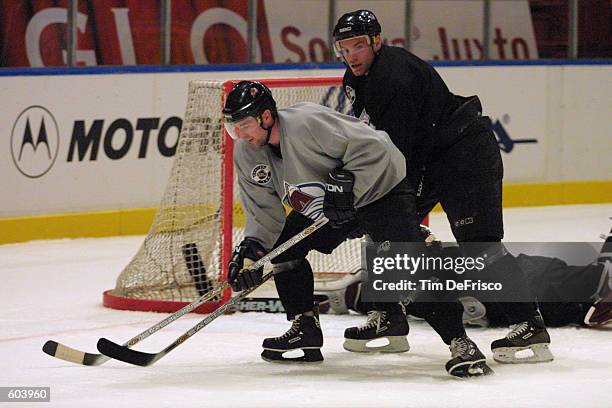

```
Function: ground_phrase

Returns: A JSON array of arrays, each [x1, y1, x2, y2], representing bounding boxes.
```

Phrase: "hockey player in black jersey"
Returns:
[[333, 9, 553, 365], [222, 80, 492, 377]]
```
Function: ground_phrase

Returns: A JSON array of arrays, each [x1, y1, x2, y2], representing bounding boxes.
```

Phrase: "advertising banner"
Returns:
[[1, 0, 538, 67]]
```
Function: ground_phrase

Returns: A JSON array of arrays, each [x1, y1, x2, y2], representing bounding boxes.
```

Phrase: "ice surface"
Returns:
[[1, 204, 611, 408]]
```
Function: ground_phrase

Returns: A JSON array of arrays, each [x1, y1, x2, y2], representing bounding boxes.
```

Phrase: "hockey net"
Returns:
[[103, 77, 366, 314]]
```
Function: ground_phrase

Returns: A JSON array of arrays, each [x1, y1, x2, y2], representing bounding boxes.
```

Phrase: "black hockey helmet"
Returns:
[[223, 81, 277, 142], [332, 9, 381, 43], [223, 80, 277, 124]]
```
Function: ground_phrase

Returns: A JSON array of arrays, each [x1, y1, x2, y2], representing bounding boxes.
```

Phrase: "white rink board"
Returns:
[[1, 64, 611, 217]]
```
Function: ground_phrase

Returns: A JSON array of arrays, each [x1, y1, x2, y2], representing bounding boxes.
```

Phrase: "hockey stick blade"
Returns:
[[97, 338, 155, 367], [42, 340, 110, 366], [96, 217, 329, 366]]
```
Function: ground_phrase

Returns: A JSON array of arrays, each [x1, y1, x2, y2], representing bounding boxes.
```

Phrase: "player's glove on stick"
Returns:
[[228, 238, 267, 292], [324, 168, 357, 229]]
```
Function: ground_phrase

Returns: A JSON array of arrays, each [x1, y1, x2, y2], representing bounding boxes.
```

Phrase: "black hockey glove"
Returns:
[[227, 238, 267, 292], [323, 168, 357, 229]]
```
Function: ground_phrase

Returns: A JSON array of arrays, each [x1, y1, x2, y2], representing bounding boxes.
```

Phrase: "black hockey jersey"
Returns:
[[342, 45, 461, 184]]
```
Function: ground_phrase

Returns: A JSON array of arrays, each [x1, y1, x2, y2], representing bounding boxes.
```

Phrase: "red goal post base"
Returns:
[[103, 289, 232, 314], [102, 271, 355, 315]]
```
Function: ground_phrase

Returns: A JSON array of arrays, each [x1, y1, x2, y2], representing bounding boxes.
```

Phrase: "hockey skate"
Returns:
[[343, 308, 410, 353], [261, 312, 324, 363], [445, 335, 494, 378], [584, 298, 612, 326], [584, 233, 612, 326], [598, 226, 612, 263], [491, 313, 554, 364]]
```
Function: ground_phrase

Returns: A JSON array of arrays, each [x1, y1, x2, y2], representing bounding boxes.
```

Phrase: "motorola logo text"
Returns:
[[10, 106, 60, 178], [67, 117, 182, 161]]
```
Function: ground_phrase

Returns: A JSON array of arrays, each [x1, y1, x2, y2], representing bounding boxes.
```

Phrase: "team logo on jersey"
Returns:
[[282, 181, 325, 220], [251, 164, 271, 185], [344, 85, 356, 105]]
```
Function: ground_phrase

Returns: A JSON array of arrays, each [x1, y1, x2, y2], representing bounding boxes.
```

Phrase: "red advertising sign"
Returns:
[[0, 1, 609, 67]]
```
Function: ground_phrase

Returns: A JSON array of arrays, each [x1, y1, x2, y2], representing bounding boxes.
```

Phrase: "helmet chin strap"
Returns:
[[259, 115, 275, 145]]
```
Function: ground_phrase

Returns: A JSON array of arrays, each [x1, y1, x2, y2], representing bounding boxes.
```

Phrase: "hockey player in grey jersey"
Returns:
[[222, 80, 492, 377]]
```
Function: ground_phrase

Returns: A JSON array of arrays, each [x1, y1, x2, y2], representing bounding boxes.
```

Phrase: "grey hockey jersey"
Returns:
[[234, 102, 406, 249]]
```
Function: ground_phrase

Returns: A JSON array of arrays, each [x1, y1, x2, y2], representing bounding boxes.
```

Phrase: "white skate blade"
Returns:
[[584, 306, 597, 326], [343, 336, 410, 353], [493, 343, 554, 364], [261, 347, 324, 363]]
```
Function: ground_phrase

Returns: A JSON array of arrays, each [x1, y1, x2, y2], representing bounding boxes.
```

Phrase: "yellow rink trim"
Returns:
[[0, 208, 157, 245], [1, 180, 610, 245]]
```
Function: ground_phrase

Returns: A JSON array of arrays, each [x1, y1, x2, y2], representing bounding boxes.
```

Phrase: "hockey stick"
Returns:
[[42, 341, 111, 366], [42, 255, 231, 366], [42, 279, 228, 366], [97, 217, 329, 366]]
